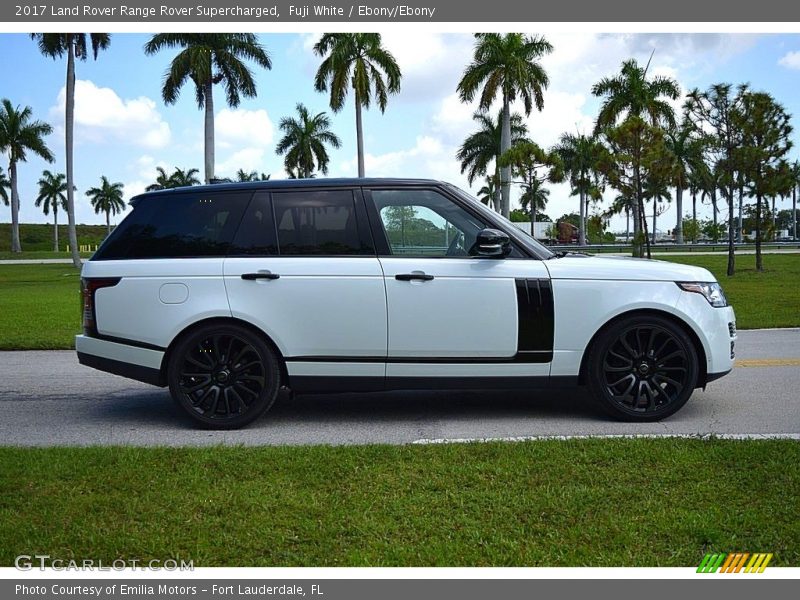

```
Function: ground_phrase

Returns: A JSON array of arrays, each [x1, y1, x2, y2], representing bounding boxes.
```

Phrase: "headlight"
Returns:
[[677, 281, 728, 308]]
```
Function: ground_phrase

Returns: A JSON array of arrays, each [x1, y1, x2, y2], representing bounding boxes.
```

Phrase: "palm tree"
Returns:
[[457, 33, 553, 218], [554, 132, 606, 246], [86, 176, 125, 235], [643, 178, 672, 244], [35, 170, 68, 251], [144, 34, 272, 184], [0, 167, 9, 207], [313, 33, 401, 178], [170, 167, 201, 188], [456, 111, 527, 213], [592, 58, 679, 254], [0, 100, 54, 253], [790, 159, 800, 241], [664, 120, 699, 244], [146, 166, 201, 191], [276, 103, 342, 178], [31, 33, 110, 267], [235, 169, 270, 182], [520, 178, 550, 222], [476, 175, 497, 209]]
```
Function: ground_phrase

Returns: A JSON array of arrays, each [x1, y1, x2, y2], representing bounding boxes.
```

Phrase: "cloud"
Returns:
[[49, 80, 170, 149], [215, 108, 274, 149], [778, 50, 800, 70]]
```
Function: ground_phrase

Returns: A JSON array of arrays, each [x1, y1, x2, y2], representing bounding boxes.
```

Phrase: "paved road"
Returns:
[[1, 329, 798, 447]]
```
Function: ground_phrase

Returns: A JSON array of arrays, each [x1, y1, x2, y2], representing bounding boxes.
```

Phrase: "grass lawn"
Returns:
[[661, 254, 800, 330], [0, 222, 108, 253], [0, 250, 93, 260], [0, 254, 797, 351], [0, 264, 81, 350], [0, 439, 797, 567]]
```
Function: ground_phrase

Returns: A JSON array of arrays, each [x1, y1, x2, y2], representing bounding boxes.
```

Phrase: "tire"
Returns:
[[586, 314, 699, 422], [167, 323, 281, 429]]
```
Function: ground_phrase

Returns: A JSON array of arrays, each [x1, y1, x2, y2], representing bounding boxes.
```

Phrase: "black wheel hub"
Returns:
[[178, 334, 267, 420], [602, 325, 690, 413]]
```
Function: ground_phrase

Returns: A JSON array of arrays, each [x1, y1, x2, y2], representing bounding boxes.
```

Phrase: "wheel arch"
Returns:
[[576, 308, 708, 388], [160, 317, 289, 387]]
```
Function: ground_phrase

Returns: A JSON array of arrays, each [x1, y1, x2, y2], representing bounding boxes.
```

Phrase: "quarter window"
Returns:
[[94, 192, 251, 260]]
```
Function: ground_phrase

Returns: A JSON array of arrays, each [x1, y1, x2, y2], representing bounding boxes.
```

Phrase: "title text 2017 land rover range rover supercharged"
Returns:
[[76, 179, 736, 428]]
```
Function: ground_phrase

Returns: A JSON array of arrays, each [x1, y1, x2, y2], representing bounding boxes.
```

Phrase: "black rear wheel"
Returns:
[[587, 315, 699, 421], [167, 323, 281, 429]]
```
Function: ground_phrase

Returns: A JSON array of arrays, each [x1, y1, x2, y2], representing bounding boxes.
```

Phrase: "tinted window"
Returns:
[[94, 192, 251, 260], [273, 190, 370, 256], [371, 189, 489, 257], [229, 192, 277, 256]]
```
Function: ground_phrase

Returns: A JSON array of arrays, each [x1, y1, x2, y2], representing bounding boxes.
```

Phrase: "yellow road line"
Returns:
[[736, 359, 800, 368]]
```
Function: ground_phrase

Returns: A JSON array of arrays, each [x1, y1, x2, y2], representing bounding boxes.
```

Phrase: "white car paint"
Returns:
[[75, 180, 736, 412]]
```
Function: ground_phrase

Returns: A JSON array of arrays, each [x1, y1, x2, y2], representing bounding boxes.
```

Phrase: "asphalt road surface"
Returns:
[[1, 329, 798, 447]]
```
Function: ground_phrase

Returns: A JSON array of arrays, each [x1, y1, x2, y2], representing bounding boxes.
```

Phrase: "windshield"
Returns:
[[445, 183, 555, 259]]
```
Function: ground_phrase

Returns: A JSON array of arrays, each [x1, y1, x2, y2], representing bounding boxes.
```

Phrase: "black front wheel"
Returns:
[[587, 315, 699, 422], [167, 323, 281, 429]]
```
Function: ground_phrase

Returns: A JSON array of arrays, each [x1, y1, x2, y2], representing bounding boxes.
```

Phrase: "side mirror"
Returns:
[[475, 228, 511, 257]]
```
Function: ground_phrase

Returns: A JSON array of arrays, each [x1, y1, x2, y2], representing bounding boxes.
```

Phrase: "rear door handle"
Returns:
[[241, 272, 280, 281], [395, 273, 434, 282]]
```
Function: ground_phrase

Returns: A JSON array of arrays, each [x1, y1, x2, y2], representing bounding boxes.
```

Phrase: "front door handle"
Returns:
[[395, 273, 434, 282], [241, 272, 280, 281]]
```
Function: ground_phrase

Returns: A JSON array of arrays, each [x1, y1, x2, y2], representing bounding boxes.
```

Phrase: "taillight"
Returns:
[[81, 278, 121, 336]]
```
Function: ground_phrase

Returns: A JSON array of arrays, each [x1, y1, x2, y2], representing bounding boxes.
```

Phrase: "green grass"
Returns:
[[0, 254, 796, 351], [0, 250, 93, 260], [0, 439, 797, 566], [0, 264, 81, 350], [661, 254, 800, 330], [0, 223, 108, 253]]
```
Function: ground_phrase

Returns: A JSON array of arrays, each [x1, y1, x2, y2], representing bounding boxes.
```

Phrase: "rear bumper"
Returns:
[[76, 335, 166, 387]]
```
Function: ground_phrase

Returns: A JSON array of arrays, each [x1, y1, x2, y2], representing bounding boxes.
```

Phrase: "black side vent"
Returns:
[[515, 278, 555, 358]]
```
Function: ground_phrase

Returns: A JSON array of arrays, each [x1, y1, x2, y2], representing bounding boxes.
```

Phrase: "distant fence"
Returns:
[[65, 244, 100, 253], [561, 242, 800, 253]]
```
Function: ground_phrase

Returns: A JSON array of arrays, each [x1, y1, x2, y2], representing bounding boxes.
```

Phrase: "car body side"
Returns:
[[76, 179, 735, 395]]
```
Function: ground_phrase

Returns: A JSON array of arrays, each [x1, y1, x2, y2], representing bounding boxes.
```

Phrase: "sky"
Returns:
[[2, 32, 800, 233]]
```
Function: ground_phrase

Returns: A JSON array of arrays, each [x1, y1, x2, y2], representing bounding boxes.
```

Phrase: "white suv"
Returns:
[[76, 179, 736, 428]]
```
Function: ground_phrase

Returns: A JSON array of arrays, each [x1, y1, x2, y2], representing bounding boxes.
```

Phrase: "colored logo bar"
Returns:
[[697, 553, 773, 573]]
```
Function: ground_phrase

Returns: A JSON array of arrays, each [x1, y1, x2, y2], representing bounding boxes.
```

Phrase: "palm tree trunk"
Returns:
[[106, 210, 111, 235], [66, 41, 81, 268], [355, 98, 365, 178], [727, 187, 735, 277], [633, 161, 644, 258], [9, 161, 21, 253], [53, 206, 59, 252], [793, 185, 797, 241], [675, 186, 684, 244], [771, 196, 776, 238], [755, 193, 763, 272], [711, 189, 718, 238], [499, 98, 511, 219], [204, 81, 215, 183], [692, 191, 697, 224], [493, 166, 501, 213], [652, 200, 657, 245], [737, 185, 744, 243], [578, 190, 586, 246], [625, 207, 630, 241]]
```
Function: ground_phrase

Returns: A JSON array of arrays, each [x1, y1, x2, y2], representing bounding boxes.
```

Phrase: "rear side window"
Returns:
[[94, 192, 251, 260], [229, 191, 277, 256], [272, 190, 372, 256]]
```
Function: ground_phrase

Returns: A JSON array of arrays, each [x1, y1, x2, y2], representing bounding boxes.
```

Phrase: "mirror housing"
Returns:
[[474, 228, 511, 257]]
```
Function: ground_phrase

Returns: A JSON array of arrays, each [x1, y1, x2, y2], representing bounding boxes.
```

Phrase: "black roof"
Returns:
[[132, 177, 446, 204]]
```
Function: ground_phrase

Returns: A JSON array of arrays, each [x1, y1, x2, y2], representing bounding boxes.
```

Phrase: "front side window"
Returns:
[[272, 190, 370, 256], [371, 189, 489, 257], [94, 192, 251, 260]]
